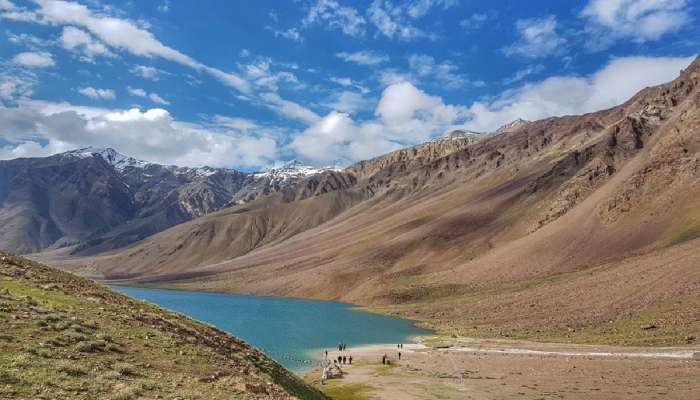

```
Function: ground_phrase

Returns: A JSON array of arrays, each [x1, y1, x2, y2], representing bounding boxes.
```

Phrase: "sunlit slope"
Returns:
[[0, 252, 328, 399], [56, 56, 700, 345]]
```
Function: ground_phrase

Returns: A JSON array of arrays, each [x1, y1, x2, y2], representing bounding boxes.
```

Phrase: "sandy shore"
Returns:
[[304, 337, 700, 400]]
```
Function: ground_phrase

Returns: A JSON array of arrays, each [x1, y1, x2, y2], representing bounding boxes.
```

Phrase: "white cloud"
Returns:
[[7, 32, 52, 48], [129, 65, 163, 81], [336, 51, 389, 65], [148, 92, 168, 105], [460, 11, 496, 30], [290, 81, 467, 164], [406, 0, 457, 19], [464, 55, 694, 132], [0, 101, 278, 168], [580, 0, 690, 48], [7, 0, 250, 92], [503, 64, 545, 85], [127, 87, 147, 97], [367, 0, 435, 41], [407, 54, 468, 89], [78, 86, 115, 100], [59, 26, 115, 61], [0, 72, 35, 102], [243, 59, 299, 92], [503, 15, 567, 58], [269, 27, 302, 42], [330, 76, 353, 86], [329, 91, 373, 114], [11, 51, 55, 67], [127, 87, 169, 105], [157, 0, 170, 13], [302, 0, 366, 37], [0, 0, 15, 10], [260, 92, 320, 124]]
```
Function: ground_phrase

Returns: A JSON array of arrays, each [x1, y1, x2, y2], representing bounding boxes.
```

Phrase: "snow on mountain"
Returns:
[[495, 118, 530, 134], [64, 147, 150, 171], [253, 160, 339, 184]]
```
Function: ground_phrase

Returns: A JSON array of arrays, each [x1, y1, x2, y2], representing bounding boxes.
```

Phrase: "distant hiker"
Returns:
[[324, 350, 328, 359], [398, 351, 402, 360], [338, 344, 342, 351], [349, 356, 353, 364], [397, 344, 400, 349], [338, 355, 342, 363], [342, 356, 347, 364], [382, 354, 387, 364]]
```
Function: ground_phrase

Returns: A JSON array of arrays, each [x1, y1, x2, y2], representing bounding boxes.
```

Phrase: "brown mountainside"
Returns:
[[55, 56, 700, 344]]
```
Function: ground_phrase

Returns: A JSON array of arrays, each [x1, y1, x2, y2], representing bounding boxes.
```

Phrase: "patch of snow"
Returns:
[[253, 160, 339, 183]]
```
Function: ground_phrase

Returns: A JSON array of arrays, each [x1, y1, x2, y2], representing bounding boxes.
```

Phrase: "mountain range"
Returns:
[[0, 147, 334, 255], [3, 56, 700, 345]]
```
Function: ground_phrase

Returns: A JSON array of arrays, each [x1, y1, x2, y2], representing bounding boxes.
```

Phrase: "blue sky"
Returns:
[[0, 0, 698, 170]]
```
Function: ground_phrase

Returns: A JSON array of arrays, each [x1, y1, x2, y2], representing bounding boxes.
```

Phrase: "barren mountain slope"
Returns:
[[55, 57, 700, 344]]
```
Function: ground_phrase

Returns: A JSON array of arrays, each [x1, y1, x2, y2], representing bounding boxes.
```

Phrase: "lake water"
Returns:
[[112, 286, 430, 372]]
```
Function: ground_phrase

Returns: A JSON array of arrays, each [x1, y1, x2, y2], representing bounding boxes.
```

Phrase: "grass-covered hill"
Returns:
[[0, 251, 328, 400]]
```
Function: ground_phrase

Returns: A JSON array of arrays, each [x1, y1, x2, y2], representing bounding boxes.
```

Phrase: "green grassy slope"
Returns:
[[0, 251, 328, 400]]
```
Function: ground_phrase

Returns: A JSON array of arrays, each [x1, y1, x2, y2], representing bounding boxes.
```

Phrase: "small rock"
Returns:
[[685, 335, 696, 342], [640, 324, 657, 330]]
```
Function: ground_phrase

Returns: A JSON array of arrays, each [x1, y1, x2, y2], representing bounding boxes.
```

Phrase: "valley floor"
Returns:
[[306, 337, 700, 400]]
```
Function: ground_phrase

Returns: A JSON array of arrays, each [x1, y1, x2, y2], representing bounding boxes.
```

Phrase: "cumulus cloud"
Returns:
[[303, 0, 366, 37], [464, 55, 694, 132], [580, 0, 690, 48], [0, 101, 278, 168], [290, 81, 467, 164], [336, 51, 389, 65], [78, 86, 115, 100], [503, 15, 567, 58], [11, 51, 55, 67]]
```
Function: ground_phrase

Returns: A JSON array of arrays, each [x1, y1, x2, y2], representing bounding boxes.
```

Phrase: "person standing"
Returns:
[[398, 351, 402, 361], [349, 355, 353, 364]]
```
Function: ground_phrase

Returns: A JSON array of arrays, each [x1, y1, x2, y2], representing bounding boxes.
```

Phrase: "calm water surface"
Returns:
[[112, 286, 430, 371]]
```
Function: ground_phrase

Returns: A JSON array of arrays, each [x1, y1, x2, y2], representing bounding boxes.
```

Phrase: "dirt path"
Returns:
[[305, 338, 700, 400]]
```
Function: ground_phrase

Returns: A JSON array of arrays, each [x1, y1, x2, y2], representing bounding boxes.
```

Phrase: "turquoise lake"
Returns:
[[112, 286, 430, 372]]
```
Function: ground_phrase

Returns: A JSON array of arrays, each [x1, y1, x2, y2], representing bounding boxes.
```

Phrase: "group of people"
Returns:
[[337, 354, 352, 364], [381, 343, 405, 364]]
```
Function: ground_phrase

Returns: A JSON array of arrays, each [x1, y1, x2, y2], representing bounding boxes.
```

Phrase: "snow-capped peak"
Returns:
[[64, 147, 149, 170], [495, 118, 530, 134], [253, 159, 339, 183]]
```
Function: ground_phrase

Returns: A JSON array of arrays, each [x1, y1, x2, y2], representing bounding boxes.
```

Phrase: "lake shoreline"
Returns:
[[303, 337, 700, 399], [110, 285, 430, 372]]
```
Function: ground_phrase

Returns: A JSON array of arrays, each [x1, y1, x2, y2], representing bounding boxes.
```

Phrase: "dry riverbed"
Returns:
[[305, 337, 700, 400]]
